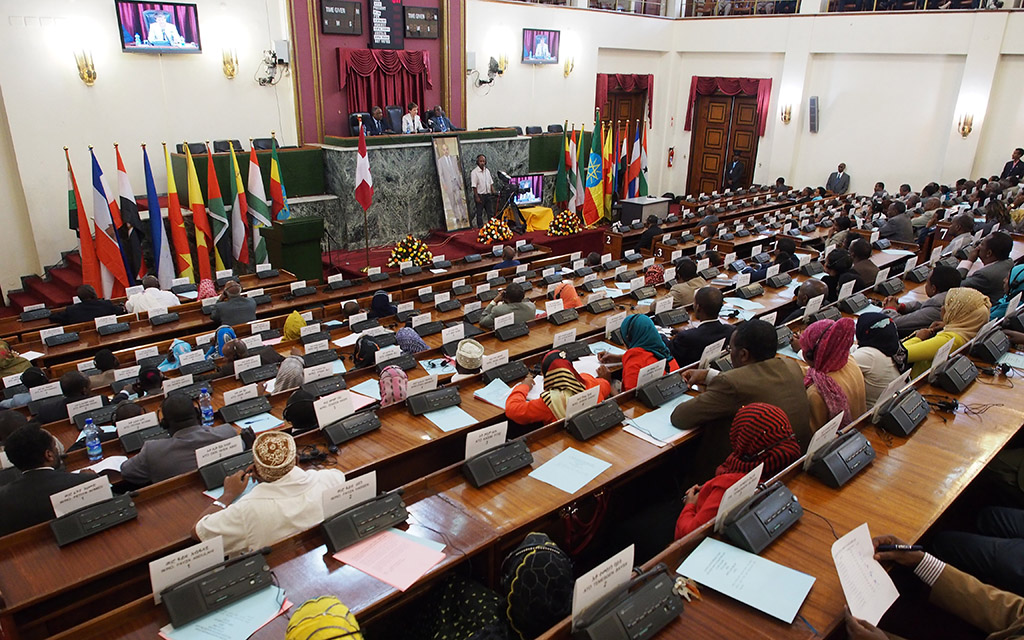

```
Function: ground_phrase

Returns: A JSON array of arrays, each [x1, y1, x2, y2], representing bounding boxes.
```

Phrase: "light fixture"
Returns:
[[222, 48, 238, 79], [958, 113, 973, 138], [564, 57, 575, 78], [498, 54, 508, 74], [780, 104, 792, 124], [74, 50, 96, 86]]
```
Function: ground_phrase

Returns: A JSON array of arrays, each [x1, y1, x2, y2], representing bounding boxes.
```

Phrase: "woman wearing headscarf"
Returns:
[[395, 327, 428, 355], [158, 339, 193, 372], [0, 341, 31, 378], [644, 264, 665, 287], [675, 403, 802, 538], [197, 278, 217, 301], [596, 314, 677, 391], [852, 313, 909, 409], [990, 264, 1024, 320], [367, 290, 397, 319], [904, 287, 991, 378], [552, 282, 582, 310], [505, 350, 611, 424], [282, 311, 307, 342], [271, 356, 304, 394], [285, 596, 363, 640], [799, 317, 866, 432], [205, 326, 237, 358]]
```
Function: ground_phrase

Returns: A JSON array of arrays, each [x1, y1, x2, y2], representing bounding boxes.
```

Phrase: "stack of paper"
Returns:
[[333, 529, 446, 591], [158, 584, 291, 640], [529, 448, 611, 494], [474, 378, 514, 408]]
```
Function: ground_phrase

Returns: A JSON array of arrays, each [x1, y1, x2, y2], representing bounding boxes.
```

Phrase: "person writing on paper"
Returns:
[[844, 534, 1024, 640], [450, 339, 484, 383], [793, 318, 866, 432], [902, 287, 990, 377], [990, 265, 1024, 321], [505, 349, 611, 425], [882, 264, 962, 335], [478, 283, 536, 330], [193, 431, 346, 554], [669, 287, 735, 368], [669, 259, 706, 308], [120, 393, 237, 486], [675, 403, 801, 539], [852, 314, 908, 409], [125, 275, 179, 313], [596, 314, 678, 392], [211, 280, 257, 326]]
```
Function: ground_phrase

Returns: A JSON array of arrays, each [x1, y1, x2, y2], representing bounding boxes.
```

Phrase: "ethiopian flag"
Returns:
[[581, 110, 604, 226], [602, 121, 614, 218], [269, 136, 290, 221]]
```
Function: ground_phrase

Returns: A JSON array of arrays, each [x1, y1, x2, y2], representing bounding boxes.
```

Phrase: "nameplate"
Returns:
[[147, 307, 168, 319], [571, 545, 635, 631], [290, 280, 308, 292], [117, 412, 159, 438], [223, 384, 258, 407], [601, 253, 612, 263], [30, 381, 62, 401], [442, 324, 464, 344], [250, 321, 271, 334], [244, 288, 264, 299], [762, 312, 777, 326], [301, 312, 313, 322], [736, 273, 751, 288], [565, 386, 600, 419], [233, 355, 262, 378], [322, 471, 375, 519], [23, 303, 46, 312], [349, 312, 368, 326], [664, 267, 676, 282], [605, 312, 627, 337], [766, 264, 780, 278], [714, 464, 763, 533], [655, 297, 674, 315], [195, 435, 243, 468], [135, 346, 159, 362], [671, 250, 682, 261], [435, 292, 451, 305], [397, 301, 414, 314], [162, 374, 195, 394], [300, 323, 322, 337], [114, 365, 141, 382], [614, 266, 626, 276], [466, 421, 508, 460], [642, 258, 655, 269], [201, 298, 217, 309], [39, 327, 65, 340], [375, 345, 402, 364], [516, 264, 527, 274], [699, 338, 726, 370], [486, 270, 499, 281], [804, 294, 825, 320], [51, 476, 113, 518], [149, 537, 225, 605], [584, 273, 597, 283], [481, 350, 508, 372], [172, 277, 190, 286], [493, 313, 514, 330], [465, 301, 481, 314], [542, 268, 555, 278], [629, 277, 644, 291], [2, 373, 23, 388], [553, 328, 577, 348], [411, 312, 432, 328], [306, 340, 328, 354], [636, 359, 666, 390], [418, 286, 433, 296], [476, 283, 490, 294], [94, 315, 118, 329], [303, 363, 334, 383], [328, 274, 345, 284], [407, 374, 437, 397], [367, 267, 381, 276], [66, 396, 104, 421], [570, 251, 582, 262], [179, 350, 207, 367], [838, 280, 856, 301], [453, 278, 467, 288], [77, 361, 94, 372], [314, 389, 354, 427], [697, 258, 710, 271], [546, 299, 564, 315], [241, 335, 263, 349], [216, 269, 233, 279]]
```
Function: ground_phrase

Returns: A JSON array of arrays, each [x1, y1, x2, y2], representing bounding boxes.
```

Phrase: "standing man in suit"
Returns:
[[365, 106, 393, 136], [960, 231, 1015, 304], [1001, 148, 1024, 182], [669, 287, 735, 367], [826, 162, 850, 194], [725, 152, 744, 190]]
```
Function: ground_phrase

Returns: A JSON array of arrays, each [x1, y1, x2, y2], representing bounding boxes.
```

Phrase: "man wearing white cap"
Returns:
[[192, 431, 346, 553], [450, 339, 484, 383]]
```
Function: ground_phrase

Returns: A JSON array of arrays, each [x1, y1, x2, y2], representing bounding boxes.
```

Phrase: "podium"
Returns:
[[620, 196, 671, 226], [260, 217, 324, 282]]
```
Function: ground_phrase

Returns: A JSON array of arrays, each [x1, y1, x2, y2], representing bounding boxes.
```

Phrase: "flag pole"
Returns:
[[357, 116, 370, 272]]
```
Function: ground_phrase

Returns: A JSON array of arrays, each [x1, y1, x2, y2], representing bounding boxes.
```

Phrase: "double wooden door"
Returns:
[[686, 94, 760, 196], [601, 91, 645, 150]]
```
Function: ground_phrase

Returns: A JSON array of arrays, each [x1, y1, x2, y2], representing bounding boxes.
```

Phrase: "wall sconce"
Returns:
[[564, 57, 575, 78], [958, 113, 973, 138], [780, 104, 792, 124], [498, 54, 508, 74], [74, 50, 96, 86], [222, 48, 238, 79]]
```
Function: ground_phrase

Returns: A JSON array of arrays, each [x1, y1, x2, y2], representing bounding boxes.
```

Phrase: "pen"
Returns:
[[876, 544, 925, 552]]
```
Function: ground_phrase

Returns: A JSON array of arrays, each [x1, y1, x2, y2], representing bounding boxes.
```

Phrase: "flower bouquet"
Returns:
[[477, 217, 513, 244], [548, 210, 582, 236], [386, 235, 433, 267]]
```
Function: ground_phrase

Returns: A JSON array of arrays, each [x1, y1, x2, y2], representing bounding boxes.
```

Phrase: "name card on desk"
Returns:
[[442, 324, 464, 344], [407, 375, 437, 397], [486, 270, 499, 281], [697, 258, 710, 271], [636, 359, 667, 389], [714, 463, 763, 533], [476, 283, 490, 295], [571, 545, 635, 632], [375, 345, 402, 364], [233, 355, 262, 378], [671, 250, 682, 262], [125, 285, 144, 298], [66, 396, 104, 421], [290, 281, 308, 292], [804, 294, 825, 321], [322, 471, 376, 519], [838, 279, 856, 301], [870, 230, 880, 244], [736, 273, 751, 288], [244, 288, 264, 299], [149, 537, 225, 604], [465, 421, 508, 460], [803, 413, 843, 471], [77, 361, 94, 372], [241, 335, 263, 349], [724, 252, 737, 266], [349, 312, 368, 326], [250, 321, 271, 334], [418, 286, 433, 297], [435, 292, 451, 305], [542, 268, 555, 278], [51, 475, 112, 518], [94, 315, 118, 329], [195, 435, 243, 468], [223, 384, 258, 407], [162, 374, 194, 394], [655, 297, 674, 315], [699, 338, 726, 370], [584, 273, 597, 283], [39, 327, 64, 341], [903, 257, 918, 276], [367, 267, 381, 276], [601, 253, 612, 263], [516, 264, 527, 274], [565, 386, 599, 419], [452, 278, 467, 288], [114, 365, 141, 382], [147, 307, 168, 319], [605, 312, 627, 338], [314, 389, 354, 427], [751, 244, 762, 257], [117, 411, 159, 438], [300, 323, 322, 337], [642, 258, 655, 269], [172, 277, 190, 287], [306, 340, 328, 354], [614, 266, 626, 276], [494, 313, 514, 330], [397, 301, 414, 314], [30, 381, 62, 401], [257, 263, 272, 273], [464, 301, 481, 314], [2, 373, 22, 388], [481, 350, 508, 372], [135, 346, 159, 362], [571, 251, 582, 262], [545, 299, 564, 315], [400, 261, 412, 270], [327, 274, 345, 284], [304, 363, 334, 383], [216, 269, 233, 280], [411, 312, 432, 328], [553, 328, 576, 348], [766, 264, 780, 279], [629, 277, 644, 291], [179, 350, 207, 367], [23, 303, 45, 312]]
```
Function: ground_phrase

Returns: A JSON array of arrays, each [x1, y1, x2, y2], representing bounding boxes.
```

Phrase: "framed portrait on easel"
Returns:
[[432, 137, 471, 231]]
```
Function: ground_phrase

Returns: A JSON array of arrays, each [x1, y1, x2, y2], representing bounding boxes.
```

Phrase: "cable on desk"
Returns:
[[802, 507, 839, 541]]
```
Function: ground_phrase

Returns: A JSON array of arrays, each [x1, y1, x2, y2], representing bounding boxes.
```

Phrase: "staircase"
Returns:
[[5, 251, 84, 314]]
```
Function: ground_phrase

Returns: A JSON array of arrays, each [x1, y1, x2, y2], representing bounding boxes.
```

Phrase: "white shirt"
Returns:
[[851, 346, 900, 409], [125, 287, 180, 313], [401, 113, 423, 134], [470, 167, 493, 195], [195, 466, 346, 554]]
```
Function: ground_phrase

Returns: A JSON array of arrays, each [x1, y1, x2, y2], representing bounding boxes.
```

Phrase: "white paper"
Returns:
[[223, 384, 258, 407], [831, 523, 899, 626], [571, 546, 635, 631], [564, 386, 600, 419], [150, 537, 225, 604], [465, 421, 509, 459], [314, 389, 355, 426], [195, 435, 243, 468], [322, 471, 374, 519], [50, 475, 112, 518], [714, 463, 763, 533]]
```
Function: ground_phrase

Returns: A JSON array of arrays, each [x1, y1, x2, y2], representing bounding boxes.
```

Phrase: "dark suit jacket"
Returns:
[[1001, 160, 1024, 181], [826, 172, 850, 194], [725, 161, 744, 188], [429, 115, 458, 132], [636, 226, 661, 252], [120, 424, 238, 485], [961, 259, 1014, 304], [211, 297, 257, 326], [52, 299, 119, 325], [879, 213, 914, 243], [670, 320, 735, 368], [365, 117, 392, 136], [823, 270, 866, 302], [0, 468, 96, 536]]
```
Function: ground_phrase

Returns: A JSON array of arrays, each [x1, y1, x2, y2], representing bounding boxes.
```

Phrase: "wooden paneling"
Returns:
[[687, 94, 762, 196]]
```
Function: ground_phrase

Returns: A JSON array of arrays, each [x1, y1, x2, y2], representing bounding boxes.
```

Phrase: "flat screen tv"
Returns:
[[115, 2, 202, 54], [511, 174, 543, 207], [522, 29, 559, 65]]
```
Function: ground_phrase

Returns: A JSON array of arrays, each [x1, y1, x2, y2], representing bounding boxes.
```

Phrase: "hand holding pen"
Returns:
[[872, 534, 924, 567]]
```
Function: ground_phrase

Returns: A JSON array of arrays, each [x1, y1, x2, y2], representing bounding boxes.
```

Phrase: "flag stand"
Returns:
[[361, 204, 371, 273]]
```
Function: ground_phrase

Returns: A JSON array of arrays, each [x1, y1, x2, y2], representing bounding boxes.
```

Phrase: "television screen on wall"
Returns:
[[522, 29, 559, 65], [115, 2, 202, 54]]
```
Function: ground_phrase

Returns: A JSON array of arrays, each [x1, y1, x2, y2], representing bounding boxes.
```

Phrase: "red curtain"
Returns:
[[683, 76, 773, 137], [338, 48, 432, 115], [595, 73, 654, 123]]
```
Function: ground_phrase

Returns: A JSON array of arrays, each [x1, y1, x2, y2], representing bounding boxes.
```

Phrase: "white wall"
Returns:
[[0, 87, 41, 298], [0, 0, 297, 292], [973, 54, 1024, 178]]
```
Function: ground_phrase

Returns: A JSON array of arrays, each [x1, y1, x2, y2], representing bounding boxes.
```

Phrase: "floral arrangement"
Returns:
[[477, 217, 513, 244], [386, 235, 433, 267], [548, 210, 582, 236]]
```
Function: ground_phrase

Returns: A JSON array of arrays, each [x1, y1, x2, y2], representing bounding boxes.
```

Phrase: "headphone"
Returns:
[[282, 394, 315, 424], [158, 397, 203, 431]]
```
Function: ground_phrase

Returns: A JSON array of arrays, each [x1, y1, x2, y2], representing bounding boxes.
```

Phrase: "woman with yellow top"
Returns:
[[902, 287, 990, 378]]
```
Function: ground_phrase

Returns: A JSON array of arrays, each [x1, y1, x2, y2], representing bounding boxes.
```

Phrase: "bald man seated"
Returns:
[[782, 279, 829, 324], [211, 280, 257, 326], [669, 287, 736, 368]]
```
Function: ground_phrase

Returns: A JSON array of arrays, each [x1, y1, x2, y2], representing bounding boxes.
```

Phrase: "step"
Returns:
[[66, 252, 82, 269], [49, 267, 82, 294], [24, 276, 71, 308], [7, 292, 42, 313]]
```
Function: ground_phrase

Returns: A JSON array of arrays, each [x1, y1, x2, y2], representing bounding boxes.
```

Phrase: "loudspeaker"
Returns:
[[809, 96, 819, 134]]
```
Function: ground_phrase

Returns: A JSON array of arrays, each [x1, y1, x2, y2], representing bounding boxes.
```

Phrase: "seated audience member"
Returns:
[[206, 325, 237, 358], [342, 300, 363, 321], [193, 431, 346, 554], [450, 339, 484, 383], [797, 318, 866, 431], [898, 183, 913, 200], [669, 259, 706, 307], [644, 264, 665, 287], [282, 311, 307, 341], [428, 105, 459, 132], [675, 403, 801, 538], [826, 215, 853, 249], [669, 287, 735, 367], [88, 348, 119, 389], [911, 197, 942, 230], [0, 424, 94, 536], [903, 287, 990, 377], [822, 248, 867, 302], [597, 314, 677, 391], [396, 327, 428, 355], [120, 393, 237, 486], [367, 290, 396, 319], [670, 319, 811, 478], [844, 534, 1024, 640], [781, 279, 829, 324], [478, 283, 536, 330], [401, 102, 423, 134], [852, 313, 908, 409], [773, 177, 790, 194], [747, 237, 799, 282], [991, 265, 1024, 320], [211, 280, 257, 326], [35, 371, 100, 424], [586, 251, 602, 267], [981, 199, 1012, 235], [636, 215, 661, 252], [158, 339, 194, 373], [282, 389, 319, 435], [879, 201, 914, 243], [927, 506, 1024, 597], [364, 106, 393, 136], [131, 365, 164, 398], [883, 264, 961, 333], [942, 213, 978, 257], [960, 231, 1015, 304], [0, 340, 31, 379], [552, 281, 582, 309], [849, 238, 879, 285], [872, 181, 888, 200], [1, 367, 48, 410], [0, 411, 29, 486], [505, 350, 611, 424], [125, 275, 179, 313], [272, 356, 305, 394], [51, 285, 119, 325], [113, 400, 144, 424], [494, 245, 520, 269]]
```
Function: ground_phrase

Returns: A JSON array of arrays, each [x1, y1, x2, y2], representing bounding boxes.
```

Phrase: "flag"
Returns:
[[602, 121, 614, 217], [269, 136, 291, 221], [205, 143, 232, 271], [354, 119, 374, 212], [553, 122, 569, 205], [618, 126, 629, 198], [184, 146, 213, 282], [627, 121, 642, 198], [247, 145, 273, 264], [638, 119, 649, 197], [582, 110, 604, 226], [575, 123, 586, 214], [115, 145, 145, 281], [89, 149, 131, 298], [228, 145, 250, 266], [163, 143, 194, 282], [567, 127, 578, 214], [143, 145, 174, 289], [66, 148, 100, 293]]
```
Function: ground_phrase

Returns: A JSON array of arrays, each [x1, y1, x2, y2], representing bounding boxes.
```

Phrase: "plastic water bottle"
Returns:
[[84, 418, 103, 462], [199, 388, 215, 427]]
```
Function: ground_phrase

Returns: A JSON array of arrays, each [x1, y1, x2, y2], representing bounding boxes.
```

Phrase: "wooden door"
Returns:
[[728, 96, 759, 190], [686, 94, 760, 195], [600, 91, 645, 146]]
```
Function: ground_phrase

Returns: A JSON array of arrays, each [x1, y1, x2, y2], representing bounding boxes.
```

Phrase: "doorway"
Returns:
[[686, 94, 761, 196]]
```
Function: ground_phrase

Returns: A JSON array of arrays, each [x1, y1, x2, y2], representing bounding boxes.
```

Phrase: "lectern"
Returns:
[[261, 217, 324, 282]]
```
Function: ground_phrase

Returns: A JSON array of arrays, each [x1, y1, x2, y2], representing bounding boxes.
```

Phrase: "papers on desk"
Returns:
[[853, 304, 885, 316], [424, 405, 477, 432], [262, 337, 283, 346], [998, 352, 1024, 370], [614, 282, 632, 290], [881, 249, 916, 257], [419, 358, 457, 375], [430, 268, 448, 274], [176, 290, 199, 300], [474, 378, 514, 409], [721, 309, 754, 321], [333, 529, 446, 592], [812, 272, 827, 280], [831, 523, 899, 626], [623, 394, 694, 447], [74, 425, 116, 443], [349, 378, 382, 400], [777, 345, 803, 361], [331, 359, 347, 375], [20, 351, 44, 362], [777, 281, 800, 299], [333, 333, 361, 348], [723, 298, 765, 311], [599, 286, 627, 299], [234, 412, 284, 433], [77, 455, 128, 474], [573, 355, 602, 378], [529, 447, 611, 494], [637, 298, 655, 306], [158, 585, 291, 640], [589, 341, 626, 357], [324, 320, 345, 328], [203, 478, 256, 501], [350, 391, 377, 412], [677, 537, 815, 624]]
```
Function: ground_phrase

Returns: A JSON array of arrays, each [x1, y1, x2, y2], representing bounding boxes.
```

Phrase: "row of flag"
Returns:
[[66, 138, 292, 299], [554, 110, 649, 226]]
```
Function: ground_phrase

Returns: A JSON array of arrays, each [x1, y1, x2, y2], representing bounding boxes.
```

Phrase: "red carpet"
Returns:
[[323, 227, 607, 279]]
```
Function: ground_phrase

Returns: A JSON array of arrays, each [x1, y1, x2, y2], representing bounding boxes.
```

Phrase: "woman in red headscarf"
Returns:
[[798, 317, 866, 432], [505, 349, 611, 424], [675, 403, 802, 539], [552, 281, 582, 310]]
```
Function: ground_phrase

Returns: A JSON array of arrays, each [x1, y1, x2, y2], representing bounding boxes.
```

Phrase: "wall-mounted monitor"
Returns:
[[115, 1, 202, 54], [522, 29, 559, 65]]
